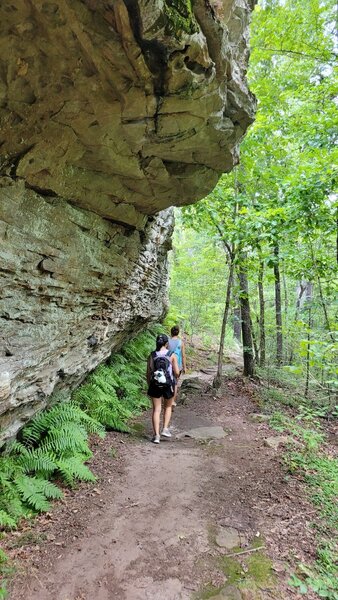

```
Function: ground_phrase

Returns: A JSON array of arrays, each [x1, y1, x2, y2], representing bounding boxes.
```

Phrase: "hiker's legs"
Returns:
[[163, 396, 174, 430], [172, 371, 181, 406], [173, 383, 178, 405], [151, 397, 162, 435]]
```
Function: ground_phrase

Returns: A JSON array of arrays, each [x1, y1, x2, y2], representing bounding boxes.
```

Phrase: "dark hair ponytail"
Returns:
[[171, 325, 179, 336], [156, 333, 169, 351]]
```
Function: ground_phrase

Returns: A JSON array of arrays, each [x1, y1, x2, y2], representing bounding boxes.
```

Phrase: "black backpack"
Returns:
[[150, 351, 174, 389]]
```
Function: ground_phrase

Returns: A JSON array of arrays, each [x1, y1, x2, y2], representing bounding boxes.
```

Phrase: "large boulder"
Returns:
[[0, 0, 256, 442]]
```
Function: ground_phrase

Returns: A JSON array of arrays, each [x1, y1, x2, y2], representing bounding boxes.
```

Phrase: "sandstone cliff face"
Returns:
[[0, 0, 256, 442]]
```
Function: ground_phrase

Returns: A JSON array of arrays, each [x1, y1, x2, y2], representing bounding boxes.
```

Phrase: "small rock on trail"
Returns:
[[210, 585, 243, 600], [215, 526, 242, 550], [264, 436, 291, 449]]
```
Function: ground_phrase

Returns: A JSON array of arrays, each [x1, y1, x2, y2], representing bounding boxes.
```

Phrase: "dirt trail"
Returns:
[[5, 372, 318, 600]]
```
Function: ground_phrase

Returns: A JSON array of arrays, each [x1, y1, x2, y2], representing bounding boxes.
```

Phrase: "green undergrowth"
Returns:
[[0, 549, 14, 599], [257, 366, 338, 419], [196, 545, 274, 599], [259, 379, 338, 600], [0, 327, 158, 532], [72, 328, 156, 431]]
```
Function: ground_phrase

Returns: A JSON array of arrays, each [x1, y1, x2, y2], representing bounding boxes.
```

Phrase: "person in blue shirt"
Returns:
[[168, 325, 186, 406]]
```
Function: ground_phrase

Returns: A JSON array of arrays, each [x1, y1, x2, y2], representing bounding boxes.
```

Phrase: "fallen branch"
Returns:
[[225, 545, 266, 558]]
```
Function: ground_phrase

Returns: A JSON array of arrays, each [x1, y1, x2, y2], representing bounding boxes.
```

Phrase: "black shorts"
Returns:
[[148, 383, 174, 399]]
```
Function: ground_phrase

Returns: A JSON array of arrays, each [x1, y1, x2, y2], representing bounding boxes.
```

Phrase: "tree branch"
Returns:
[[207, 210, 233, 260], [253, 46, 335, 63]]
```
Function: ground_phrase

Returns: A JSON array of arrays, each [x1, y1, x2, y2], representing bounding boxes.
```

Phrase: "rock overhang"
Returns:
[[0, 0, 256, 228]]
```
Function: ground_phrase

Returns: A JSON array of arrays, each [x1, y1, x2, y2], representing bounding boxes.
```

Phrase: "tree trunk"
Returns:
[[304, 289, 313, 399], [273, 244, 283, 366], [317, 275, 335, 343], [258, 259, 266, 367], [282, 268, 288, 362], [289, 281, 306, 364], [250, 316, 259, 365], [304, 307, 311, 398], [309, 241, 335, 343], [213, 256, 235, 388], [238, 260, 254, 377], [233, 306, 242, 342]]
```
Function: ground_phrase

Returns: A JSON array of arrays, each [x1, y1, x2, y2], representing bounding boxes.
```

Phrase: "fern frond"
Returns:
[[41, 423, 90, 457], [0, 510, 16, 529], [37, 479, 63, 500], [14, 475, 51, 512], [21, 403, 95, 446], [0, 492, 28, 521], [12, 447, 56, 476], [56, 456, 95, 486]]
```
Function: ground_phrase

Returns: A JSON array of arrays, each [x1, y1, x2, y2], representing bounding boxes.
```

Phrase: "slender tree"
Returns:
[[213, 249, 235, 388], [273, 243, 283, 366], [238, 257, 255, 377], [258, 258, 266, 367]]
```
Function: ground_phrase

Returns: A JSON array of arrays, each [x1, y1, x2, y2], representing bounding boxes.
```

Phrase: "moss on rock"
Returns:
[[164, 0, 199, 35]]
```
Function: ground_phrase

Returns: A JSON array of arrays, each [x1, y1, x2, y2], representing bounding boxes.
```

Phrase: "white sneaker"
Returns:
[[161, 428, 172, 438], [152, 434, 160, 444]]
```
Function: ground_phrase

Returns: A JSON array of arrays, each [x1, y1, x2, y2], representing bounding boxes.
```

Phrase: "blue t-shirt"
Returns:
[[168, 338, 183, 369]]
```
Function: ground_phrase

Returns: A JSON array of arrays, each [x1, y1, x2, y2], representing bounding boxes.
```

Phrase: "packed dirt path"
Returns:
[[5, 372, 318, 600]]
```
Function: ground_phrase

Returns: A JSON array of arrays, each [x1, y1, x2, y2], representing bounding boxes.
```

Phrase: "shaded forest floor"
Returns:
[[2, 356, 335, 600]]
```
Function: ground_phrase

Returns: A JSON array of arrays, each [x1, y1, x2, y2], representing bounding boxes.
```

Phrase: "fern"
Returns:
[[41, 423, 90, 456], [73, 381, 132, 432], [14, 475, 61, 512], [55, 456, 96, 486], [0, 510, 16, 529], [10, 444, 57, 476], [0, 401, 102, 527], [22, 403, 103, 446], [73, 327, 156, 431]]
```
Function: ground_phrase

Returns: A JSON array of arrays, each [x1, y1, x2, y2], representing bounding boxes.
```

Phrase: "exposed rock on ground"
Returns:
[[0, 0, 256, 441], [264, 436, 291, 450], [215, 526, 242, 549]]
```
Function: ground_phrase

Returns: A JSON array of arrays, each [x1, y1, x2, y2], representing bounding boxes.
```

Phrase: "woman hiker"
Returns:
[[146, 333, 180, 444]]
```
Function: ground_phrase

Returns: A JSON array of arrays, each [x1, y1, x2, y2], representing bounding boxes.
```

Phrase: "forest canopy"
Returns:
[[169, 0, 337, 394]]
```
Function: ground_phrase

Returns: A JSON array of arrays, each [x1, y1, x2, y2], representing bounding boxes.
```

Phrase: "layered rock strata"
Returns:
[[0, 0, 256, 441], [0, 181, 174, 443]]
